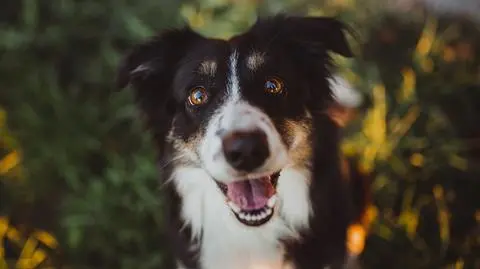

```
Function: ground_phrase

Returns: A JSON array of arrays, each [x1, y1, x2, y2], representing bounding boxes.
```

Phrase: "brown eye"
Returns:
[[188, 86, 209, 106], [264, 77, 284, 95]]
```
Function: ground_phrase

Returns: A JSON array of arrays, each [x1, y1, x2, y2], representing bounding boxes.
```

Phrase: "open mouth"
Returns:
[[216, 171, 280, 227]]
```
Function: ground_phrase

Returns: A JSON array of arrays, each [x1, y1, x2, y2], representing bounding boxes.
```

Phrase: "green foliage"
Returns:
[[1, 0, 183, 268], [1, 0, 479, 268]]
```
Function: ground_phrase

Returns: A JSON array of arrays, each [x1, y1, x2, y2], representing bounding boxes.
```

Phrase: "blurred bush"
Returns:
[[1, 0, 479, 268]]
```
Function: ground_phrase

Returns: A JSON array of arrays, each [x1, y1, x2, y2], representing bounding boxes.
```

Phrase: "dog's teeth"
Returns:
[[266, 208, 273, 215], [239, 213, 246, 220], [246, 214, 253, 221], [259, 212, 266, 219], [228, 202, 241, 213], [267, 195, 277, 208]]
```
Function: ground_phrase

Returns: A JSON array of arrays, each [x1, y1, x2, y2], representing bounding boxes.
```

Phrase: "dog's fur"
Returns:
[[117, 14, 359, 269]]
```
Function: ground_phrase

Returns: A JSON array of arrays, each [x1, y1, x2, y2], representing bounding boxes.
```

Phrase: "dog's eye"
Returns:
[[188, 86, 209, 106], [264, 77, 284, 95]]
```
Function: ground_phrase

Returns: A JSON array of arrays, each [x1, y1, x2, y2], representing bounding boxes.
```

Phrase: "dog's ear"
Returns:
[[116, 27, 202, 90], [115, 27, 203, 152], [246, 15, 354, 111], [249, 15, 353, 58], [282, 16, 353, 58]]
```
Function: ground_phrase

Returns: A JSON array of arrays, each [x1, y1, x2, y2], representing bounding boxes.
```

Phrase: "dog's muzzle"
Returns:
[[221, 130, 270, 172]]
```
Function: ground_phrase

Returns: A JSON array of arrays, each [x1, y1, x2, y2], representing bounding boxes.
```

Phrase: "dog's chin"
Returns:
[[215, 171, 281, 227]]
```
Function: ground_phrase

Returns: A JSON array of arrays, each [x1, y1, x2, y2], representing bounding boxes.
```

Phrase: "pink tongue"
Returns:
[[226, 177, 274, 211]]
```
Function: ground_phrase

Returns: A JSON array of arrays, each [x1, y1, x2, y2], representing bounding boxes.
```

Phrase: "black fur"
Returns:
[[118, 14, 357, 269]]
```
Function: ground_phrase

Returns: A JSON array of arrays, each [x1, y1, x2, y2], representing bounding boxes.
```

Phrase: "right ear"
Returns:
[[116, 27, 202, 90], [115, 27, 203, 151]]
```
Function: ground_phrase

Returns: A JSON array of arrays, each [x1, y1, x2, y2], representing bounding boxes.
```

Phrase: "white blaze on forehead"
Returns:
[[177, 51, 313, 269], [246, 51, 265, 71], [198, 60, 217, 77], [198, 49, 289, 183], [227, 50, 241, 101]]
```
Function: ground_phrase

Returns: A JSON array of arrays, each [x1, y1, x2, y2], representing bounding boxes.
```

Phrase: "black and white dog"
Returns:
[[117, 14, 362, 269]]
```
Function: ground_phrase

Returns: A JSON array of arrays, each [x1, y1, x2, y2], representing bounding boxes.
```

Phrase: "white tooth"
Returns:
[[239, 213, 246, 219], [266, 208, 273, 215], [252, 215, 259, 221], [246, 214, 252, 221], [267, 195, 277, 208], [260, 212, 267, 219], [228, 202, 241, 213]]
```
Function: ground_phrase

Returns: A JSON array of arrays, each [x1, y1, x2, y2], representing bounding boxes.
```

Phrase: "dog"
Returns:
[[117, 14, 364, 269]]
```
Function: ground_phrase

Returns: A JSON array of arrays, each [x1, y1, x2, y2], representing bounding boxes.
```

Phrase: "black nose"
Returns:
[[222, 131, 270, 171]]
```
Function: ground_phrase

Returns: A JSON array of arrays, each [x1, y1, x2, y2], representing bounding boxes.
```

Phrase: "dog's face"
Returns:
[[117, 15, 352, 229]]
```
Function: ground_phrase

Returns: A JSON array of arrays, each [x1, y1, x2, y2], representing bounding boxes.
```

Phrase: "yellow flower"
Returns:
[[420, 57, 434, 73], [416, 37, 433, 56], [347, 224, 366, 255], [438, 210, 450, 242], [398, 68, 416, 102], [33, 230, 58, 249], [415, 17, 437, 57], [398, 210, 419, 239], [0, 217, 8, 258], [0, 151, 20, 175], [454, 259, 465, 269], [341, 141, 357, 157], [410, 153, 424, 167], [362, 205, 378, 228], [443, 47, 456, 62], [433, 185, 444, 200], [449, 155, 468, 171]]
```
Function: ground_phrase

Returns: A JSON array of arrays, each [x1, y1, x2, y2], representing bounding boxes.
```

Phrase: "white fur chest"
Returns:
[[172, 167, 311, 269]]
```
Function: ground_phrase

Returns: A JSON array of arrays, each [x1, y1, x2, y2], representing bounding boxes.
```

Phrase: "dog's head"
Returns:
[[117, 15, 353, 229]]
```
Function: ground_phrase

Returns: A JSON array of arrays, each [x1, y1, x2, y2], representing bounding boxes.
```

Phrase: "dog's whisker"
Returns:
[[158, 154, 189, 171]]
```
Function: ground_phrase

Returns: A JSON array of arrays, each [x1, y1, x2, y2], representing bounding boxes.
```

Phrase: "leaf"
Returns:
[[0, 258, 9, 269], [32, 231, 58, 249], [66, 227, 82, 250], [449, 155, 468, 171], [415, 16, 438, 57], [362, 83, 387, 147], [398, 68, 416, 102], [123, 13, 154, 40], [22, 0, 38, 31], [16, 237, 39, 268], [376, 223, 393, 240], [397, 209, 419, 240], [0, 151, 20, 175]]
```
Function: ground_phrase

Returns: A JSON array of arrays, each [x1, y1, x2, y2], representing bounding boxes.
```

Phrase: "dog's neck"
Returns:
[[171, 165, 312, 269]]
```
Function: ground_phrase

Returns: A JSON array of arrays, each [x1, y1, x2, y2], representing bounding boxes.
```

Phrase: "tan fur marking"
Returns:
[[284, 119, 312, 168], [167, 127, 202, 165], [246, 51, 265, 71], [327, 102, 358, 127], [198, 60, 217, 77]]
